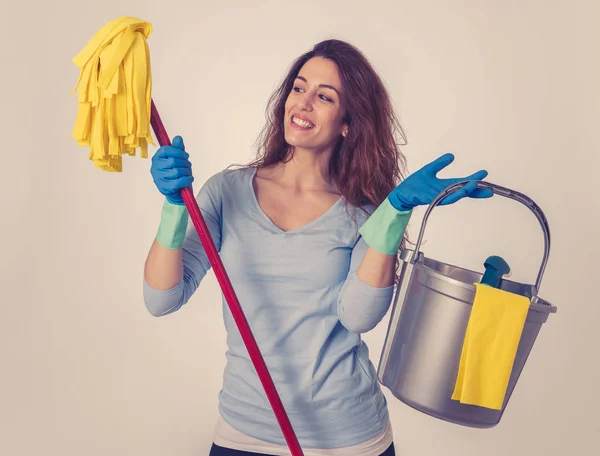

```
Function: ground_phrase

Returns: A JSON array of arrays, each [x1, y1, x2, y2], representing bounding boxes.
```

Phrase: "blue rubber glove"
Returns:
[[359, 153, 493, 255], [388, 153, 493, 211], [150, 135, 194, 205]]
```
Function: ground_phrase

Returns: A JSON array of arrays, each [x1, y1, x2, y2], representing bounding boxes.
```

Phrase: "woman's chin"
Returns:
[[284, 133, 311, 149]]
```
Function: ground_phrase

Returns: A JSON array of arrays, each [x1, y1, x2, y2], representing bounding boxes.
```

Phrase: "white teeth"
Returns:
[[292, 116, 314, 128]]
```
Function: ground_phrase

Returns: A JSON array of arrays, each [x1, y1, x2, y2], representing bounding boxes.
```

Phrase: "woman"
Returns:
[[143, 40, 492, 455]]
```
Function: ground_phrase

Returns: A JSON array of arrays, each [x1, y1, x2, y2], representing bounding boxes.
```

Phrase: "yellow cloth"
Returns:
[[71, 17, 155, 172], [452, 283, 530, 410]]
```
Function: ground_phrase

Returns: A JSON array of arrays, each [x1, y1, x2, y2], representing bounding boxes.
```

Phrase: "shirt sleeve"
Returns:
[[143, 172, 223, 317], [336, 235, 395, 333]]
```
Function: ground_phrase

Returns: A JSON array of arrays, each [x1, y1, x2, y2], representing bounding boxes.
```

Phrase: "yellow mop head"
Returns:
[[71, 16, 155, 172]]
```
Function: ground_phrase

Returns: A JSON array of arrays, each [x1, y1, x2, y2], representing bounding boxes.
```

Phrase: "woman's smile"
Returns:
[[290, 114, 315, 130]]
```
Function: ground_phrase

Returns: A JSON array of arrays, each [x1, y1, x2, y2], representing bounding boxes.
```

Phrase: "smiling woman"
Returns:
[[285, 59, 347, 150], [143, 39, 491, 456]]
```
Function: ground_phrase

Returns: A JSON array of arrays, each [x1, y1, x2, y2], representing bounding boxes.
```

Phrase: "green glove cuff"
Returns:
[[156, 200, 189, 250], [359, 198, 412, 256]]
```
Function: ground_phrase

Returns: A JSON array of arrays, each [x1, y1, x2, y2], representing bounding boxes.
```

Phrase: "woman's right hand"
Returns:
[[150, 135, 194, 205]]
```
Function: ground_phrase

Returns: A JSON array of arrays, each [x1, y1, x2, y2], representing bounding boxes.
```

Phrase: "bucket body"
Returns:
[[376, 181, 557, 428], [377, 250, 556, 427]]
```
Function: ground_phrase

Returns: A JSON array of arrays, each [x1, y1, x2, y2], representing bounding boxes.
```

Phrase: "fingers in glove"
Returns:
[[469, 188, 494, 198], [160, 175, 194, 192], [171, 135, 186, 151], [438, 177, 483, 205], [163, 166, 193, 180], [153, 145, 190, 162], [423, 153, 455, 175]]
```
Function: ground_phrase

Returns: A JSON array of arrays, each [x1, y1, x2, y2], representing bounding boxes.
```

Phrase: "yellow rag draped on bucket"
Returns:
[[71, 16, 155, 172], [452, 283, 530, 410]]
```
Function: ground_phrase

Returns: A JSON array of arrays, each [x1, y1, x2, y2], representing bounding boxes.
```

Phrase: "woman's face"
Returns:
[[283, 57, 348, 153]]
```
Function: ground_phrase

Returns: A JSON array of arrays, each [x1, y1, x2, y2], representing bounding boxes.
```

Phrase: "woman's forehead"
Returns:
[[297, 57, 342, 92]]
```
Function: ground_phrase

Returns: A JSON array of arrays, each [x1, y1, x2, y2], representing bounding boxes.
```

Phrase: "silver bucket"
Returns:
[[377, 181, 557, 428]]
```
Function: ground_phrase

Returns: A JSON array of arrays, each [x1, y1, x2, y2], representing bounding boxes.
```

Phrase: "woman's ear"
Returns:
[[342, 125, 348, 137]]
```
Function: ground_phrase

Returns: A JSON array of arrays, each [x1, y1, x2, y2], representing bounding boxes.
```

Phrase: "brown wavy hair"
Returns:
[[247, 39, 409, 248]]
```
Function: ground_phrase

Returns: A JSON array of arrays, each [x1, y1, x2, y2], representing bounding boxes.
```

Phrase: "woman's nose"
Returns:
[[297, 92, 314, 111]]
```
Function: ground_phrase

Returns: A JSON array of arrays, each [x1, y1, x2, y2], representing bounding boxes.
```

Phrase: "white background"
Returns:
[[2, 0, 598, 454]]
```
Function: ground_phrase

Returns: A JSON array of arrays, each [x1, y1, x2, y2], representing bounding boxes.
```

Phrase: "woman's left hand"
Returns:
[[388, 153, 494, 212]]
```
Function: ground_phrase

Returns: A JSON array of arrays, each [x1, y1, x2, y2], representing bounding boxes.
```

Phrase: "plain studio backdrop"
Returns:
[[2, 0, 598, 454]]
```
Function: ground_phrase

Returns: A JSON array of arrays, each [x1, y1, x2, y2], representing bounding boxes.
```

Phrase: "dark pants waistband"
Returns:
[[209, 442, 396, 456]]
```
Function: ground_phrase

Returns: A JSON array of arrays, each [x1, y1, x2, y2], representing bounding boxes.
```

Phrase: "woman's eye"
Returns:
[[292, 86, 332, 102]]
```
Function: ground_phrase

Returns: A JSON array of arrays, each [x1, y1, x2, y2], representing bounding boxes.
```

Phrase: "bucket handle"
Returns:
[[409, 181, 551, 292]]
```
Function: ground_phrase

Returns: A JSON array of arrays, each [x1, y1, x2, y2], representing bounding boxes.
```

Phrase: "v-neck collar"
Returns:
[[247, 166, 344, 234]]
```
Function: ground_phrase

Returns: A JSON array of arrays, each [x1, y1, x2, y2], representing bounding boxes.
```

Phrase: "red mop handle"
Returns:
[[149, 100, 304, 456]]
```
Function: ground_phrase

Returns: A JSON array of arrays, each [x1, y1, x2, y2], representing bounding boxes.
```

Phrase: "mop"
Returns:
[[70, 16, 304, 455]]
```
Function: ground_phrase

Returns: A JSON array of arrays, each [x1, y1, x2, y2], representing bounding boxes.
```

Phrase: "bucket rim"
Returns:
[[400, 248, 557, 314]]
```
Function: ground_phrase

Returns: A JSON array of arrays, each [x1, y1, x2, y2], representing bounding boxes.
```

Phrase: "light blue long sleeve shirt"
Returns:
[[143, 167, 396, 449]]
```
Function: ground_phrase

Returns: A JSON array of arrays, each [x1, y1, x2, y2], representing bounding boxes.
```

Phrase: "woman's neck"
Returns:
[[272, 146, 337, 194]]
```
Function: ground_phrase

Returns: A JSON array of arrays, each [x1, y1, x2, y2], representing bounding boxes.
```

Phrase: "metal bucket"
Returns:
[[377, 181, 557, 428]]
